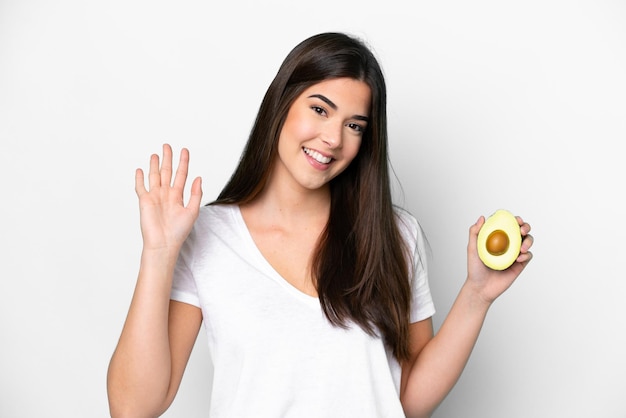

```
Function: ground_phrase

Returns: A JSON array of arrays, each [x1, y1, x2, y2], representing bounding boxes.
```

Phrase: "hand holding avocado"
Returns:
[[466, 210, 534, 304]]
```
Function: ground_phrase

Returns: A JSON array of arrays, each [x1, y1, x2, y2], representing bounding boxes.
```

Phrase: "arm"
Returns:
[[107, 144, 203, 418], [400, 215, 534, 418]]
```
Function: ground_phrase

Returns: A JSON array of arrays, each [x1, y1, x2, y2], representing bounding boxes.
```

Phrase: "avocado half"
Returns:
[[477, 209, 522, 270]]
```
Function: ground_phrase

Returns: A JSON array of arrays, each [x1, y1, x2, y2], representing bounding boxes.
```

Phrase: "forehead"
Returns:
[[299, 78, 371, 115]]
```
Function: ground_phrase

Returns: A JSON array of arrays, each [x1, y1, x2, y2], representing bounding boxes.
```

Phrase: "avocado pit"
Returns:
[[486, 229, 509, 256]]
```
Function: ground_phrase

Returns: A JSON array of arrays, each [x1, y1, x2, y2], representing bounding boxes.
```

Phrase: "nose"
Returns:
[[321, 122, 343, 149]]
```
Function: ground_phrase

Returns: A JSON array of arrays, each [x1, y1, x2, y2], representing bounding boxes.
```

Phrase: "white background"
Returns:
[[1, 1, 625, 417]]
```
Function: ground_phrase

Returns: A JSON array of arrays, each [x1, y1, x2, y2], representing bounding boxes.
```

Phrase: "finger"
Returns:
[[135, 168, 147, 197], [187, 177, 203, 212], [467, 216, 485, 252], [520, 233, 534, 252], [148, 153, 160, 190], [160, 143, 173, 187], [173, 148, 190, 192], [472, 216, 485, 234], [517, 250, 533, 264], [516, 216, 531, 234]]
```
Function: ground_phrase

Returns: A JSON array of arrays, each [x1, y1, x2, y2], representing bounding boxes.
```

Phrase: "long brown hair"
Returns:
[[213, 32, 413, 360]]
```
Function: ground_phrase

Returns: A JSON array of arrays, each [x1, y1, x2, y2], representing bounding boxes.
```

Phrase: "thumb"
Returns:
[[187, 177, 203, 211], [468, 216, 485, 254]]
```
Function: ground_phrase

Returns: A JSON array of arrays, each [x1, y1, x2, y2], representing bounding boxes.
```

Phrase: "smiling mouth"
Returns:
[[303, 147, 333, 164]]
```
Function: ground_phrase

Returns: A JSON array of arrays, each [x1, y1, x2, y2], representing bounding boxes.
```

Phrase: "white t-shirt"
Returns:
[[171, 204, 435, 418]]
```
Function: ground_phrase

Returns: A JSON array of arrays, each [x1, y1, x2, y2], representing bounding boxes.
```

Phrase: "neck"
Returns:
[[243, 174, 331, 228]]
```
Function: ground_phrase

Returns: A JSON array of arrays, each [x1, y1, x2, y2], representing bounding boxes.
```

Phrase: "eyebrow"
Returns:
[[307, 94, 370, 122]]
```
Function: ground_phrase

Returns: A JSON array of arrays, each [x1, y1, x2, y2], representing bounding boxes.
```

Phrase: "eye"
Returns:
[[346, 122, 366, 134], [311, 106, 327, 116]]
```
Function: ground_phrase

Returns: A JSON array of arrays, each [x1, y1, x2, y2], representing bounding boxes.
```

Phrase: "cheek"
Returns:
[[293, 120, 318, 141], [282, 108, 317, 141]]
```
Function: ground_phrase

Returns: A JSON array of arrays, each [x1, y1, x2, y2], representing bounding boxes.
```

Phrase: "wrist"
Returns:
[[140, 246, 180, 269], [460, 280, 493, 313], [135, 248, 180, 295]]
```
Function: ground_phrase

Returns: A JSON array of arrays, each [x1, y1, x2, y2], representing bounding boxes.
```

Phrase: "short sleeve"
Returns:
[[170, 226, 201, 307], [395, 209, 436, 323]]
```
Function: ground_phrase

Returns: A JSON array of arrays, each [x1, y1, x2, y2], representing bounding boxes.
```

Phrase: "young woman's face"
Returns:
[[273, 77, 371, 193]]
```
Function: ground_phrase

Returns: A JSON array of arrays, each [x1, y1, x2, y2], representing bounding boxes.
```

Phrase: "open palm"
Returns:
[[135, 144, 203, 253]]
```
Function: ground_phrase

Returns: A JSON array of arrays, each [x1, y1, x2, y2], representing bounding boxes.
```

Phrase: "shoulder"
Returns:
[[393, 206, 430, 266], [393, 206, 417, 229], [199, 202, 236, 219], [183, 203, 239, 247], [393, 206, 422, 243], [179, 203, 246, 264], [194, 203, 238, 229]]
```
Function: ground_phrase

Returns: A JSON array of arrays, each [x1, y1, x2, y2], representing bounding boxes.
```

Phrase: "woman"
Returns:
[[107, 32, 533, 418]]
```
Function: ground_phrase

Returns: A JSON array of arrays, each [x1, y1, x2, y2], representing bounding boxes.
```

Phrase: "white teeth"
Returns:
[[303, 147, 332, 164]]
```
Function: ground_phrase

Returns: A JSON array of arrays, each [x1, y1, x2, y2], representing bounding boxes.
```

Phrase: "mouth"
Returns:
[[303, 147, 333, 164]]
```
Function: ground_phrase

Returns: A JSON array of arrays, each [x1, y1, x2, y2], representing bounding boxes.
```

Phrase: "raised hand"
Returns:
[[466, 215, 534, 304], [134, 144, 203, 253]]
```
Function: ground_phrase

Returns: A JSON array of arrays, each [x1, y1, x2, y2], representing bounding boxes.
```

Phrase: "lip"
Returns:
[[302, 147, 334, 170]]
